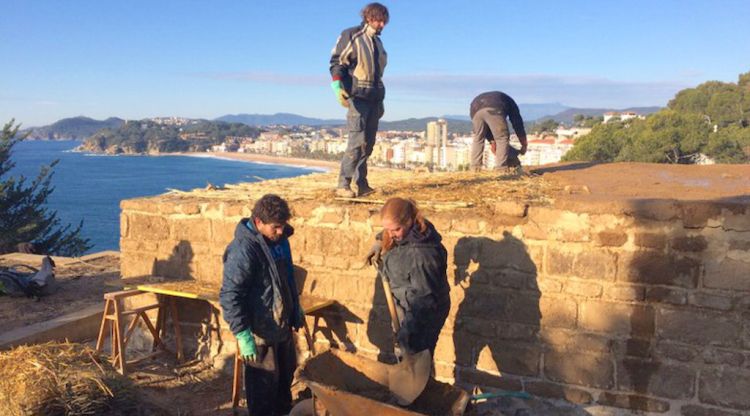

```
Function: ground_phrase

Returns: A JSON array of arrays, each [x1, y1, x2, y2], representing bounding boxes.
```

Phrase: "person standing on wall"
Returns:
[[219, 194, 304, 416], [470, 91, 528, 172], [366, 197, 451, 359], [330, 3, 389, 198]]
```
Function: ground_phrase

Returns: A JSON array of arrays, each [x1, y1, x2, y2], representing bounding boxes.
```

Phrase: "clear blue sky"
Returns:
[[2, 0, 749, 127]]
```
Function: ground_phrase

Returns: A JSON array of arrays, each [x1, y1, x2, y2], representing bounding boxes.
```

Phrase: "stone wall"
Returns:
[[120, 187, 750, 415]]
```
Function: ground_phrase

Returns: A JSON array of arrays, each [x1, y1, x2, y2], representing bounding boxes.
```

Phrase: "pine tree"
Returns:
[[0, 120, 91, 256]]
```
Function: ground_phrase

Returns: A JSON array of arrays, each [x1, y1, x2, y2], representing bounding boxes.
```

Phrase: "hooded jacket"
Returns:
[[330, 23, 387, 102], [219, 219, 301, 345], [381, 220, 450, 313]]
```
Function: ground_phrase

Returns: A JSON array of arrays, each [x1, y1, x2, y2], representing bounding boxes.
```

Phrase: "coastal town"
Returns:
[[205, 118, 602, 170]]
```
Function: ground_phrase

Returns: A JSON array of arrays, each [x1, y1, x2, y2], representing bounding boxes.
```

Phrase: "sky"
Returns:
[[2, 0, 749, 127]]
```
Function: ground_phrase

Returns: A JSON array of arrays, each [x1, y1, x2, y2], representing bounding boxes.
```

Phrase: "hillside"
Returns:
[[79, 120, 261, 154], [24, 116, 125, 140]]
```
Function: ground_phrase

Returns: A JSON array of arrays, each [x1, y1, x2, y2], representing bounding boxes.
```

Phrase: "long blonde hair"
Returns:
[[380, 197, 427, 252]]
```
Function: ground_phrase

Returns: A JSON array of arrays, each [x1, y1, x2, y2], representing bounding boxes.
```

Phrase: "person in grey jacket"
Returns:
[[368, 197, 450, 358], [470, 91, 528, 171], [219, 194, 303, 416], [329, 2, 388, 198]]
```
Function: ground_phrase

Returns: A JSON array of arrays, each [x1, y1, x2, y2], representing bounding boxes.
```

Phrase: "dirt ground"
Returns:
[[0, 252, 120, 334]]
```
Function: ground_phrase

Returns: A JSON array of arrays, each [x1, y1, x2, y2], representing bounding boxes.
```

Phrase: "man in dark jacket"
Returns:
[[219, 194, 303, 416], [470, 91, 528, 170], [329, 3, 389, 198]]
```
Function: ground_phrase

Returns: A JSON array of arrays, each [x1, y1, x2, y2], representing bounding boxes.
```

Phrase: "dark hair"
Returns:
[[252, 194, 291, 224], [361, 2, 389, 24]]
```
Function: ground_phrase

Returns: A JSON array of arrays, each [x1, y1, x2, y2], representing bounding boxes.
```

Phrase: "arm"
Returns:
[[507, 101, 528, 154], [219, 244, 255, 336], [330, 29, 353, 107]]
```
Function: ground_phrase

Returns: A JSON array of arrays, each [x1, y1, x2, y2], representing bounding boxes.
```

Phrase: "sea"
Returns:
[[9, 140, 318, 254]]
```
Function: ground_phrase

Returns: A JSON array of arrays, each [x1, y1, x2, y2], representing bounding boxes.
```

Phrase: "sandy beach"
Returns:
[[181, 152, 337, 171]]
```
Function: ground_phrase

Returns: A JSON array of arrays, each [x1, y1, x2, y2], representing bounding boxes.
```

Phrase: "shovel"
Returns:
[[373, 264, 431, 406]]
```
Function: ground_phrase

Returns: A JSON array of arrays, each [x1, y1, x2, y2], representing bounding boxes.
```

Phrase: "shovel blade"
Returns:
[[387, 349, 432, 406]]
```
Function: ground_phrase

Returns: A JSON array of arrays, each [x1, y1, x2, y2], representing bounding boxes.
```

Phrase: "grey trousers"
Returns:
[[471, 107, 511, 169], [338, 97, 384, 189]]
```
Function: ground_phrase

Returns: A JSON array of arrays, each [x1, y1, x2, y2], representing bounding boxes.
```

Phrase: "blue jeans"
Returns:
[[338, 97, 384, 189]]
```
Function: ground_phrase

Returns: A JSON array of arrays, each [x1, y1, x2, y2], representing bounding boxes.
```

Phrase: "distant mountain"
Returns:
[[24, 116, 125, 140], [539, 106, 662, 123], [379, 118, 473, 134], [215, 113, 344, 126]]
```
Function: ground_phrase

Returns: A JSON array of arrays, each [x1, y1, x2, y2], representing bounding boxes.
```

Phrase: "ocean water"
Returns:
[[9, 140, 317, 253]]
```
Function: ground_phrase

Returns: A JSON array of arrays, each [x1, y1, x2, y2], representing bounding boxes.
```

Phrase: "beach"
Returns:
[[183, 152, 336, 171]]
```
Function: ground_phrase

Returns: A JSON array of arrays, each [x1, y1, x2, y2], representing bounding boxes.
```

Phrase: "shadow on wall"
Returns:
[[452, 232, 541, 387], [366, 266, 399, 363], [152, 240, 195, 280]]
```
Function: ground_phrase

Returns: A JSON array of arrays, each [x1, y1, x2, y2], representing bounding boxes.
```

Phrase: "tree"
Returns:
[[0, 120, 91, 255]]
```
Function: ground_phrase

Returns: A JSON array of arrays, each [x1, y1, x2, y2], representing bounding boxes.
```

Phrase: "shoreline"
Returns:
[[180, 152, 336, 172]]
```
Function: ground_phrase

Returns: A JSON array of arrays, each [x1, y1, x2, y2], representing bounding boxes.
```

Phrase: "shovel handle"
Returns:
[[373, 264, 401, 334]]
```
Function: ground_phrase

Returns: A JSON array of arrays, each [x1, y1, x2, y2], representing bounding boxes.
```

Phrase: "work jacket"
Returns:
[[219, 219, 301, 345], [330, 23, 387, 102], [381, 220, 450, 314]]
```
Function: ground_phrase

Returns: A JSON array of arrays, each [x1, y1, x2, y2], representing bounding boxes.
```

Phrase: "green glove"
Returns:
[[331, 80, 350, 108], [236, 329, 257, 362]]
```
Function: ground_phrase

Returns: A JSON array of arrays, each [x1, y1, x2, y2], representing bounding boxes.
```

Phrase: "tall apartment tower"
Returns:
[[426, 119, 448, 168]]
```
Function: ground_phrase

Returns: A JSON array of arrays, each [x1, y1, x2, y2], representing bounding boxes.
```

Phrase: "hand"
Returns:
[[365, 241, 382, 266], [519, 143, 527, 155], [489, 141, 497, 155], [236, 329, 257, 362], [331, 80, 350, 108]]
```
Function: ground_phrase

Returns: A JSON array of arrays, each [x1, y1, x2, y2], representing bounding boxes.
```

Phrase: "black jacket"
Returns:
[[219, 219, 300, 345], [381, 220, 450, 313], [470, 91, 527, 143]]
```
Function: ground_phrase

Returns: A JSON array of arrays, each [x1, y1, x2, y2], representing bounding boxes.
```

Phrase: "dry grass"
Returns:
[[0, 342, 161, 416]]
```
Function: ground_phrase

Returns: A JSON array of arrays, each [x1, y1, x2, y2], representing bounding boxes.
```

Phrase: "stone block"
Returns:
[[495, 322, 540, 342], [704, 258, 750, 291], [597, 391, 670, 413], [318, 209, 345, 226], [646, 287, 687, 305], [655, 341, 699, 363], [324, 256, 350, 270], [723, 209, 750, 232], [564, 280, 603, 298], [594, 230, 628, 247], [702, 348, 745, 366], [729, 239, 750, 251], [627, 200, 680, 222], [211, 220, 237, 245], [493, 201, 528, 218], [171, 218, 211, 242], [606, 285, 645, 301], [453, 218, 483, 234], [634, 232, 667, 250], [699, 368, 750, 410], [541, 329, 613, 353], [615, 338, 654, 358], [525, 380, 593, 404], [539, 296, 577, 329], [579, 301, 655, 337], [477, 342, 540, 377], [221, 203, 244, 217], [128, 213, 170, 241], [681, 404, 745, 416], [120, 254, 156, 278], [616, 358, 695, 399], [546, 248, 575, 277], [688, 292, 734, 311], [522, 221, 548, 240], [573, 249, 617, 281], [120, 214, 129, 238], [658, 308, 741, 348], [121, 197, 159, 213], [620, 251, 700, 288], [544, 350, 614, 389], [672, 235, 709, 252], [681, 203, 722, 228], [537, 278, 563, 293]]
